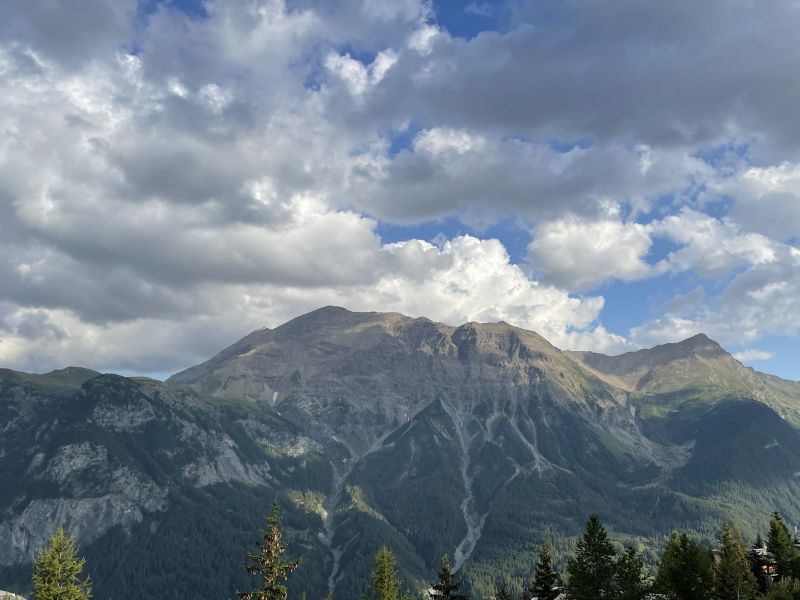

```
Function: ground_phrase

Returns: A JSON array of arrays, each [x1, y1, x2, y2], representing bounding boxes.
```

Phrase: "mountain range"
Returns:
[[2, 306, 800, 599]]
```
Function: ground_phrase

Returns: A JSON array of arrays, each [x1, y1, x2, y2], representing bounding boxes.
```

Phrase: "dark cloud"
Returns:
[[348, 0, 800, 160], [0, 0, 137, 68]]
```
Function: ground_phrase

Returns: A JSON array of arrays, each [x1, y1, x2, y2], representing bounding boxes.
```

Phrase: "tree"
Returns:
[[715, 523, 758, 600], [566, 514, 617, 600], [365, 547, 406, 600], [614, 547, 647, 600], [766, 577, 800, 600], [769, 512, 799, 580], [749, 534, 773, 594], [495, 580, 512, 600], [653, 532, 714, 600], [238, 501, 300, 600], [32, 528, 92, 600], [530, 541, 561, 600], [429, 555, 468, 600]]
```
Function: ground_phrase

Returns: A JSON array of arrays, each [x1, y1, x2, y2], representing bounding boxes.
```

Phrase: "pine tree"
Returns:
[[769, 512, 799, 580], [429, 555, 468, 600], [614, 547, 647, 600], [715, 523, 758, 600], [32, 528, 92, 600], [238, 501, 300, 600], [748, 534, 772, 594], [365, 547, 405, 600], [653, 532, 714, 600], [530, 541, 561, 600], [495, 580, 512, 600], [766, 576, 800, 600], [566, 514, 617, 600]]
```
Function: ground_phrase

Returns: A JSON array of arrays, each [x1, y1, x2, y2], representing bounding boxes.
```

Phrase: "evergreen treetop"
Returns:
[[715, 523, 758, 600], [565, 514, 616, 600], [495, 580, 512, 600], [238, 501, 301, 600], [429, 555, 468, 600], [614, 546, 648, 600], [32, 528, 92, 600], [769, 512, 799, 580], [365, 546, 407, 600], [653, 532, 714, 600], [529, 540, 561, 600]]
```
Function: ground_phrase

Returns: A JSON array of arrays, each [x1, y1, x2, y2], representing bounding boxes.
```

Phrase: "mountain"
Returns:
[[2, 307, 800, 599]]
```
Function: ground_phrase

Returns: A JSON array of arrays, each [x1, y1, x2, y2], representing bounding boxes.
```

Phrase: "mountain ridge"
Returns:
[[3, 306, 800, 600]]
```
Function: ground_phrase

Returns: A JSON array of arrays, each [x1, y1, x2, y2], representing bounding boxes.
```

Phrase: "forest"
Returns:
[[15, 504, 800, 600]]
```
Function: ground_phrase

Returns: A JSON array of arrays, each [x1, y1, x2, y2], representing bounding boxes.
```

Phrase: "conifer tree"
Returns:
[[769, 512, 799, 580], [530, 541, 561, 600], [365, 547, 406, 600], [566, 514, 616, 600], [239, 501, 300, 600], [614, 547, 647, 600], [715, 523, 758, 600], [653, 532, 714, 600], [749, 534, 772, 594], [495, 580, 512, 600], [429, 555, 468, 600], [766, 576, 800, 600], [32, 528, 92, 600]]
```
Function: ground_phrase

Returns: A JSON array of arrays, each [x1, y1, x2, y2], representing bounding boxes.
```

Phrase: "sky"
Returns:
[[1, 0, 800, 380]]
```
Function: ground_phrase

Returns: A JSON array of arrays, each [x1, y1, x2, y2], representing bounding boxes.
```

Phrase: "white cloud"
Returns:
[[712, 163, 800, 242], [527, 217, 663, 290], [3, 0, 800, 377], [464, 3, 494, 18], [630, 248, 800, 350], [653, 208, 778, 277], [0, 235, 619, 374], [733, 349, 774, 362], [326, 48, 399, 96]]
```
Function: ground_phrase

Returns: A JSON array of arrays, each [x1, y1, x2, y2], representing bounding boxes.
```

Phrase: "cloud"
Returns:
[[2, 0, 800, 377], [343, 129, 707, 224], [0, 235, 619, 374], [711, 163, 800, 242], [0, 0, 136, 68], [359, 0, 800, 160], [630, 246, 800, 349], [464, 3, 494, 18], [325, 49, 398, 96], [527, 216, 662, 290], [653, 208, 778, 277], [733, 349, 774, 362]]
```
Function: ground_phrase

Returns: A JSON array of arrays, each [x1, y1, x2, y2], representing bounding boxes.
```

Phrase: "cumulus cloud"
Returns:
[[712, 163, 800, 242], [527, 216, 662, 290], [2, 0, 800, 376], [653, 209, 778, 277], [630, 247, 800, 349], [0, 235, 619, 373]]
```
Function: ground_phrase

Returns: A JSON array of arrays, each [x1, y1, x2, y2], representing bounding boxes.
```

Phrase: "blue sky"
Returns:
[[1, 0, 800, 379]]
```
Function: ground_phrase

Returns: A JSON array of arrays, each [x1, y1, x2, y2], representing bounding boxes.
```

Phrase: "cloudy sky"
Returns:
[[2, 0, 800, 379]]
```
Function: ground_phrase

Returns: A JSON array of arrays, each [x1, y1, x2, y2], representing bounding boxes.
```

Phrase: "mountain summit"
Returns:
[[3, 307, 800, 600]]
